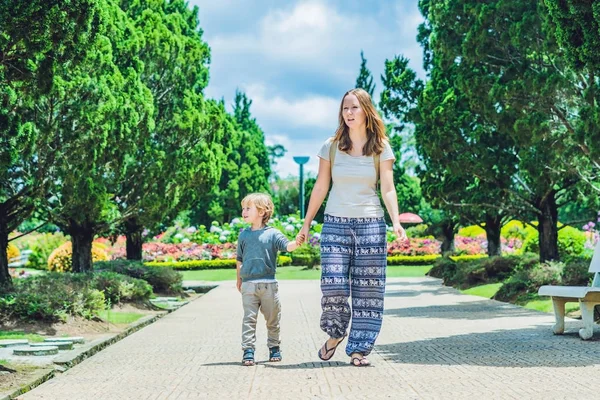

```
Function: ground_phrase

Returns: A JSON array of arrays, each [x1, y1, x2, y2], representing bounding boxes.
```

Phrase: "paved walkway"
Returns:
[[19, 277, 600, 399]]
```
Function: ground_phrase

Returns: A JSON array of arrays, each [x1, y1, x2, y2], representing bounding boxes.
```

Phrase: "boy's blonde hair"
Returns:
[[241, 193, 274, 225]]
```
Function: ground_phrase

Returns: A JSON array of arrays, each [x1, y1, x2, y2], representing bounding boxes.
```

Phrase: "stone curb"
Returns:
[[0, 290, 212, 399], [181, 282, 219, 294], [0, 368, 55, 400], [53, 313, 166, 369]]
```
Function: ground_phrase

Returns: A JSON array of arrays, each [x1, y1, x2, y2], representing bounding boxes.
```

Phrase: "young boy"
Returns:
[[236, 193, 304, 366]]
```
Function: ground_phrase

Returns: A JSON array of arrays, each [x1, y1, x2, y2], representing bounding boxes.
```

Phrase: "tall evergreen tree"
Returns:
[[355, 50, 375, 97], [115, 0, 222, 260], [0, 0, 101, 283], [39, 0, 154, 272], [544, 0, 600, 184], [191, 91, 271, 226]]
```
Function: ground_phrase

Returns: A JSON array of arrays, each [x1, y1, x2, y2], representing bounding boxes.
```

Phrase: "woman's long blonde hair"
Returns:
[[333, 88, 387, 156]]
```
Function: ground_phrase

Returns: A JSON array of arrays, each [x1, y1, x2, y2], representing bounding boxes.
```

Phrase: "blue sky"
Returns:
[[190, 0, 426, 177]]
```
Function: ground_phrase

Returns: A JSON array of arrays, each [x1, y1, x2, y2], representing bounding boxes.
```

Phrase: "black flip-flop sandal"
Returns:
[[350, 354, 370, 367], [318, 334, 347, 361]]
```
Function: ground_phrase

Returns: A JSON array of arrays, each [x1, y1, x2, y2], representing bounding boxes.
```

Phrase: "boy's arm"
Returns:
[[236, 261, 242, 292], [236, 233, 244, 292], [275, 230, 302, 252], [286, 239, 301, 252]]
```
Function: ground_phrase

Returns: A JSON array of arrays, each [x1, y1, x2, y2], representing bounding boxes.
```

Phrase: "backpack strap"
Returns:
[[329, 139, 337, 174], [374, 152, 380, 191], [329, 139, 380, 191]]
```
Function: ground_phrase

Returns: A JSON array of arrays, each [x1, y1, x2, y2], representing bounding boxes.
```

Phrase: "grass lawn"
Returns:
[[96, 310, 145, 324], [180, 265, 432, 281], [460, 283, 503, 299], [0, 331, 45, 343], [523, 299, 580, 314]]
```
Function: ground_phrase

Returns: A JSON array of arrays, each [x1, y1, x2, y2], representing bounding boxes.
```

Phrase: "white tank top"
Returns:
[[317, 138, 396, 218]]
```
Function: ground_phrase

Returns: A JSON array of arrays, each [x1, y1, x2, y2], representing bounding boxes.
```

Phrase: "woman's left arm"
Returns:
[[380, 159, 408, 242]]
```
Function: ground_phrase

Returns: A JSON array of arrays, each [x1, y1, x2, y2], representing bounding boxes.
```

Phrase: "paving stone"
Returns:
[[13, 346, 59, 356], [0, 339, 28, 348], [18, 278, 600, 399], [44, 336, 85, 344], [31, 341, 74, 350]]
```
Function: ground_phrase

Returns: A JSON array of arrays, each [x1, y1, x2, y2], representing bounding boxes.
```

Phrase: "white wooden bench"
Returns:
[[538, 241, 600, 340]]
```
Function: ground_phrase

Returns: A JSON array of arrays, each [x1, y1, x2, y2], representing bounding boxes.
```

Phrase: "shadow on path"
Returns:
[[384, 300, 536, 320], [377, 326, 600, 368]]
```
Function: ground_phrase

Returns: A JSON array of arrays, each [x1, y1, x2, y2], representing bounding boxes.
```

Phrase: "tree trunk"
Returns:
[[124, 218, 143, 260], [0, 215, 11, 287], [69, 223, 95, 273], [485, 214, 502, 257], [538, 191, 559, 262], [440, 222, 456, 255]]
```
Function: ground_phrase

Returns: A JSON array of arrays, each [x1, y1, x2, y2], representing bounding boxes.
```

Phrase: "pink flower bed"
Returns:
[[501, 237, 523, 254], [454, 236, 487, 255], [110, 242, 237, 262], [387, 238, 441, 256]]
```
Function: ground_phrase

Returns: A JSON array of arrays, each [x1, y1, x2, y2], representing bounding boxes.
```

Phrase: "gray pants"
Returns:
[[241, 281, 281, 350]]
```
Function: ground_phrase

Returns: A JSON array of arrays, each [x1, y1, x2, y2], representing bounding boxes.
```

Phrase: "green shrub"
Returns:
[[494, 260, 562, 303], [279, 255, 292, 266], [457, 225, 485, 237], [7, 243, 20, 263], [23, 233, 68, 270], [557, 226, 587, 257], [291, 254, 311, 266], [449, 255, 488, 262], [560, 256, 592, 286], [291, 245, 321, 267], [0, 271, 154, 323], [91, 272, 152, 304], [427, 257, 457, 282], [521, 225, 587, 258], [0, 273, 108, 322], [405, 224, 429, 238], [95, 260, 183, 294], [47, 241, 109, 272], [71, 289, 106, 320], [481, 254, 537, 280], [501, 220, 530, 241], [429, 254, 535, 289]]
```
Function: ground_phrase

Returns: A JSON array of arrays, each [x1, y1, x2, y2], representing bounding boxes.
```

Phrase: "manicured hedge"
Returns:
[[146, 255, 293, 270], [146, 254, 488, 270], [449, 255, 488, 262], [387, 255, 441, 265]]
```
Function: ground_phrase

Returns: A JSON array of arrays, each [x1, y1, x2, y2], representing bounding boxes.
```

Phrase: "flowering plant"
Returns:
[[582, 211, 600, 251]]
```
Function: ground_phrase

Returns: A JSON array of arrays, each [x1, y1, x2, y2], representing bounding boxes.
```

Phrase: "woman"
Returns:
[[297, 88, 408, 367]]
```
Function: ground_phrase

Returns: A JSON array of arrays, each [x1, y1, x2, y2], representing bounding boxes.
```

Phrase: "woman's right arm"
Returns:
[[299, 157, 331, 237]]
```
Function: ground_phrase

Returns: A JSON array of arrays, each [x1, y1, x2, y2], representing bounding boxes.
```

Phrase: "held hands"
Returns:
[[394, 223, 409, 245], [296, 225, 309, 246], [295, 233, 306, 246]]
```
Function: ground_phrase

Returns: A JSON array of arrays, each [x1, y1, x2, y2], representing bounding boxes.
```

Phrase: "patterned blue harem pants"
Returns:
[[320, 214, 387, 356]]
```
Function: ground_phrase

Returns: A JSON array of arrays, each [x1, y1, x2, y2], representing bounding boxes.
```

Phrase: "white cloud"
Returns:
[[209, 1, 380, 69], [244, 83, 339, 130], [259, 2, 348, 63], [192, 0, 427, 177], [266, 133, 325, 177], [270, 138, 322, 178]]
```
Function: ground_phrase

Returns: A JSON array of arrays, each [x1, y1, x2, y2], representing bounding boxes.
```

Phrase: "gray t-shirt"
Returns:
[[236, 226, 290, 282], [317, 138, 396, 218]]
